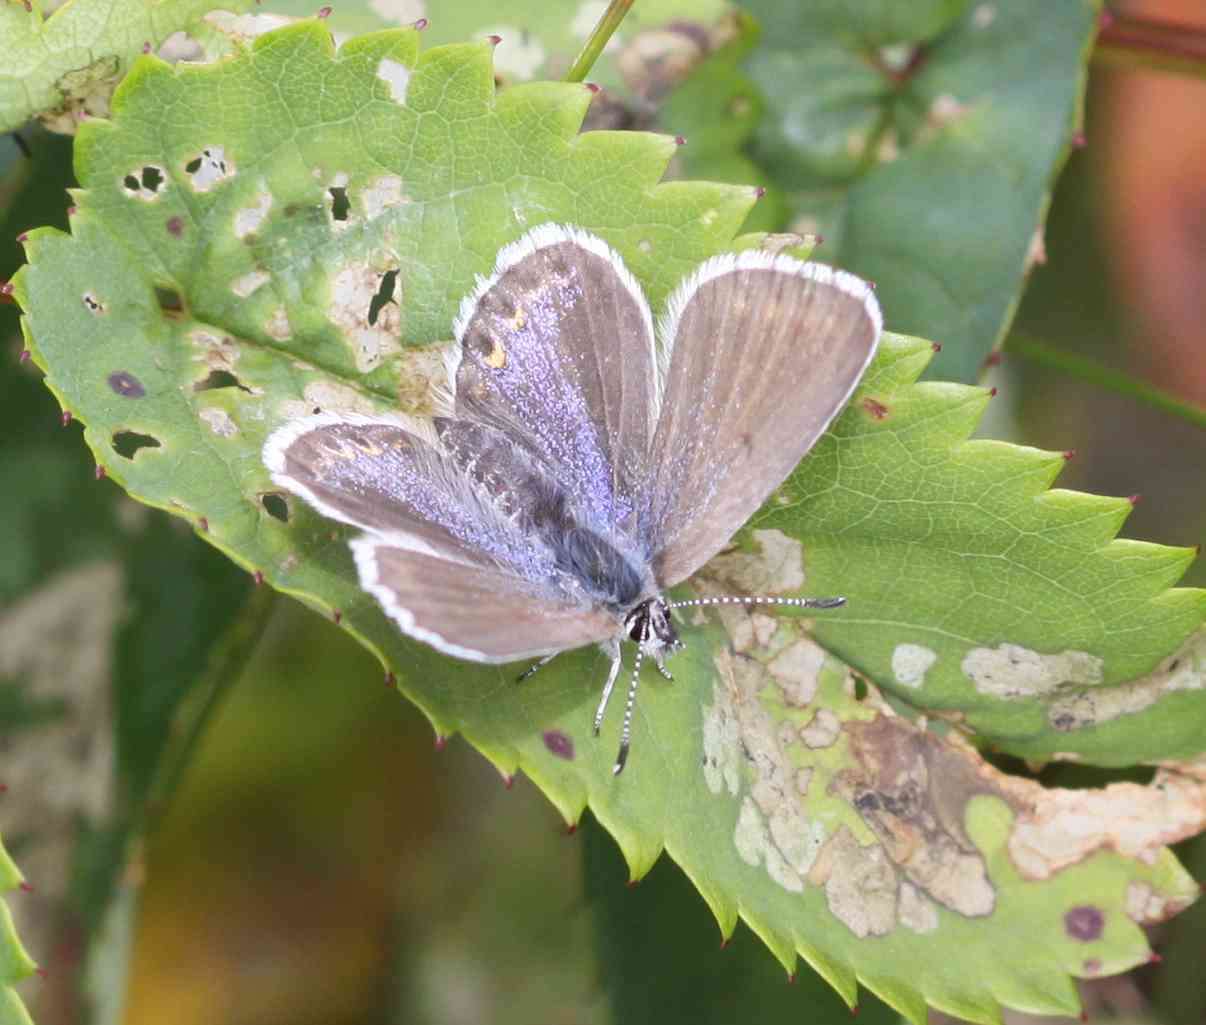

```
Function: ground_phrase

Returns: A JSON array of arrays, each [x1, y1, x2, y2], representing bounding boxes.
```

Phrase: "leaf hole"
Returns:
[[328, 186, 350, 221], [193, 369, 251, 394], [185, 156, 202, 174], [154, 285, 185, 315], [123, 165, 167, 198], [112, 431, 161, 459], [367, 269, 398, 326], [261, 493, 290, 522], [853, 678, 869, 701]]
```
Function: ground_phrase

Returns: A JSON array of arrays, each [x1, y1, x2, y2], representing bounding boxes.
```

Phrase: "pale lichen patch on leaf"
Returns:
[[701, 676, 741, 797], [1047, 629, 1206, 731], [231, 270, 270, 298], [377, 57, 412, 103], [1004, 767, 1206, 884], [395, 342, 455, 415], [1125, 881, 1178, 924], [892, 643, 937, 689], [768, 639, 824, 707], [265, 307, 291, 341], [279, 380, 380, 421], [899, 881, 940, 934], [711, 648, 828, 893], [198, 407, 238, 438], [702, 528, 807, 595], [361, 175, 407, 219], [188, 329, 240, 369], [962, 643, 1103, 699], [800, 708, 840, 749], [234, 191, 272, 239], [328, 262, 403, 373], [809, 826, 898, 938]]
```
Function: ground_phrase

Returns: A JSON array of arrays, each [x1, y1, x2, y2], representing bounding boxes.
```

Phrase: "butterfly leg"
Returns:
[[592, 641, 623, 738], [516, 652, 557, 683], [652, 654, 674, 682]]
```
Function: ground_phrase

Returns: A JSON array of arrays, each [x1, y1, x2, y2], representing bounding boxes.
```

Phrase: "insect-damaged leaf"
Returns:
[[13, 22, 1205, 1024]]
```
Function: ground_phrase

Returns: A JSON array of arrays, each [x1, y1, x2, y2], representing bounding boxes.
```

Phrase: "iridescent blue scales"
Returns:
[[264, 223, 882, 773]]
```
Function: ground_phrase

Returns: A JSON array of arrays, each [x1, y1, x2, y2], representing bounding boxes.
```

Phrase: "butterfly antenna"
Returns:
[[667, 595, 846, 611], [613, 645, 643, 776]]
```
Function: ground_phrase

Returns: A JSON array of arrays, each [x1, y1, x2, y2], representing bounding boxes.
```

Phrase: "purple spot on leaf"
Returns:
[[108, 371, 145, 398], [166, 216, 184, 236], [1065, 906, 1104, 941], [543, 729, 574, 760]]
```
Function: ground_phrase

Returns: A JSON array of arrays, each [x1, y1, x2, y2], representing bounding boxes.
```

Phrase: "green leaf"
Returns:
[[0, 836, 36, 1025], [584, 815, 900, 1025], [14, 23, 1205, 1023], [743, 0, 1099, 382], [0, 0, 255, 134], [258, 0, 732, 97]]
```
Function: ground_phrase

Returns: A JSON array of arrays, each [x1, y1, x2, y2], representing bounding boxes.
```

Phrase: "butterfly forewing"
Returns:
[[643, 254, 882, 588], [452, 225, 659, 537]]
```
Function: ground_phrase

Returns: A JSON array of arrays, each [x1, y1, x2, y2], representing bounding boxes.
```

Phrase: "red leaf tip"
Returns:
[[585, 82, 600, 94], [412, 17, 428, 30], [487, 34, 502, 45], [1128, 494, 1141, 506]]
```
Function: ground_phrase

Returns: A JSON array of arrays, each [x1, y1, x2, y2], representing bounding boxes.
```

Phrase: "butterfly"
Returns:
[[263, 224, 882, 773]]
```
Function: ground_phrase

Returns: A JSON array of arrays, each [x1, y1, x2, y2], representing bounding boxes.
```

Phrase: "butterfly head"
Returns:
[[624, 595, 682, 658]]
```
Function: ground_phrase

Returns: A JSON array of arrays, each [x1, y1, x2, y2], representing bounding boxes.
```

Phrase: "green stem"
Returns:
[[1093, 9, 1206, 81], [564, 0, 634, 83], [140, 584, 278, 833], [1005, 334, 1206, 429]]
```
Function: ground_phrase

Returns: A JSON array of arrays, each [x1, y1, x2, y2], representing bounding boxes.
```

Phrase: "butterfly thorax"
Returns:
[[549, 522, 650, 612]]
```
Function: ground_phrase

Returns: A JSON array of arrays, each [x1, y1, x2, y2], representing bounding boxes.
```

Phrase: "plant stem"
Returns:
[[1094, 9, 1206, 81], [564, 0, 634, 83], [1005, 334, 1206, 429], [141, 584, 278, 833]]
